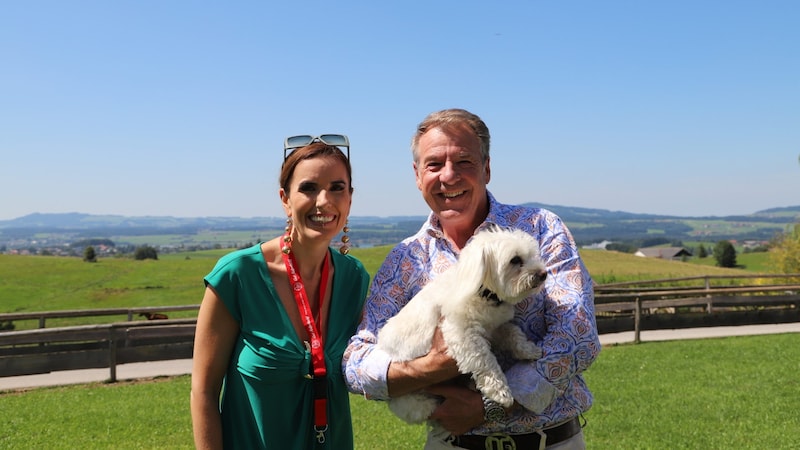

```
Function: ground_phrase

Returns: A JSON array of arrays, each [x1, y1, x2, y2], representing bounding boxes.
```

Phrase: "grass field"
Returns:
[[1, 333, 798, 449], [0, 244, 759, 318], [1, 243, 794, 448]]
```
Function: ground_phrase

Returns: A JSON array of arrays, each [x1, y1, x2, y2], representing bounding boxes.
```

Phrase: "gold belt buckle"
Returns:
[[484, 433, 516, 450]]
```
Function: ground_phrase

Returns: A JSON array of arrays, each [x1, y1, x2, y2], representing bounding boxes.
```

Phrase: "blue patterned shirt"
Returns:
[[342, 192, 601, 433]]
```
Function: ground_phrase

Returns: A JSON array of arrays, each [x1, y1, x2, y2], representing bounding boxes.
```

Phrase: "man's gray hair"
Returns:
[[411, 108, 491, 163]]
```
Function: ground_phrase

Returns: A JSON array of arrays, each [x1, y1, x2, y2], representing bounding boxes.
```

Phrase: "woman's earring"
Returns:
[[339, 222, 350, 255], [281, 217, 293, 254]]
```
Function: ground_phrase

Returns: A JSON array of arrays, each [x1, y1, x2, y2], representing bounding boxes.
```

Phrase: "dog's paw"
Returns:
[[478, 376, 515, 408], [388, 394, 440, 424], [483, 385, 515, 408], [515, 341, 543, 360], [493, 323, 542, 361]]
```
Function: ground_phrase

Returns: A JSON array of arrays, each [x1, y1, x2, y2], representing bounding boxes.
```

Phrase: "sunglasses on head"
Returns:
[[283, 134, 350, 160]]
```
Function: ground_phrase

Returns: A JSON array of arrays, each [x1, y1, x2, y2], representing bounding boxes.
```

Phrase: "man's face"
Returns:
[[413, 125, 490, 228]]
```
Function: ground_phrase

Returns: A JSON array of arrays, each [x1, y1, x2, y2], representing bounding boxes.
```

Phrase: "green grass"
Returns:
[[0, 250, 228, 328], [0, 377, 193, 449], [0, 246, 800, 450], [2, 334, 798, 449], [577, 249, 749, 284], [686, 250, 773, 272], [0, 245, 763, 329], [0, 250, 226, 310], [0, 246, 755, 312], [0, 247, 394, 315], [586, 334, 800, 449], [0, 245, 797, 448], [111, 228, 284, 247]]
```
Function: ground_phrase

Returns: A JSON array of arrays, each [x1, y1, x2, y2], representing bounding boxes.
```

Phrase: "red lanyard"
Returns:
[[282, 249, 330, 443]]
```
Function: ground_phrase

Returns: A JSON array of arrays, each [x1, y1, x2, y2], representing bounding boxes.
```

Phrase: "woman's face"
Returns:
[[281, 155, 352, 246]]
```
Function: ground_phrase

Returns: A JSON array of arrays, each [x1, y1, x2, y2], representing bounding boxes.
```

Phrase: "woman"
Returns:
[[191, 137, 370, 449]]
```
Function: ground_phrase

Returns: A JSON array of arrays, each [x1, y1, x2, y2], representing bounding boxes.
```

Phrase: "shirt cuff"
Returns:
[[506, 362, 558, 413], [355, 347, 393, 400]]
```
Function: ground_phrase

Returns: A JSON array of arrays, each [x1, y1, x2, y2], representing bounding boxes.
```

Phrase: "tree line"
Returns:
[[83, 244, 158, 262]]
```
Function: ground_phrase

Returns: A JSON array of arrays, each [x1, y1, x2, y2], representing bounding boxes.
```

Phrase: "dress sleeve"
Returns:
[[204, 255, 245, 323]]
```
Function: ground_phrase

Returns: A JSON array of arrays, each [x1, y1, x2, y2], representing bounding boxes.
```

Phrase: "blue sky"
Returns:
[[2, 1, 798, 221]]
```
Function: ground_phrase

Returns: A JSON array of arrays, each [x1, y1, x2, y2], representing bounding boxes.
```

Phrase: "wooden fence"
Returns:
[[594, 274, 800, 343], [1, 274, 799, 380], [0, 306, 199, 381]]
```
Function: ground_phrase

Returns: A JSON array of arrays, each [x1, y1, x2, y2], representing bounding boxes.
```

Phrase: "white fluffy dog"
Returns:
[[377, 227, 548, 424]]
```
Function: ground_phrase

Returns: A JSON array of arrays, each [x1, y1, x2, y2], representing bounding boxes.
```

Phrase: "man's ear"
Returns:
[[413, 162, 423, 191]]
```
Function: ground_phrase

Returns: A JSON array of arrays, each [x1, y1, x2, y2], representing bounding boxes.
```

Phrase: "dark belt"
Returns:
[[454, 417, 582, 450]]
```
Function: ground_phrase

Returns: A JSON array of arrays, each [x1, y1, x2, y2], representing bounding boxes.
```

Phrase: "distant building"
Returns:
[[583, 240, 613, 250], [634, 247, 692, 260]]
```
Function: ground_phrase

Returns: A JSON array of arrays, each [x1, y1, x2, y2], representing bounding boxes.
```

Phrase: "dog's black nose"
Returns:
[[534, 270, 547, 286]]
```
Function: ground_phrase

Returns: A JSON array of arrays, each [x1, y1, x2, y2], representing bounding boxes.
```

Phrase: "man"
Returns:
[[343, 108, 600, 449]]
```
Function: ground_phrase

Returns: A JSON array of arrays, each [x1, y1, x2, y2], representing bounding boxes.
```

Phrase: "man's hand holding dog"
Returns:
[[426, 383, 484, 435], [387, 327, 459, 397]]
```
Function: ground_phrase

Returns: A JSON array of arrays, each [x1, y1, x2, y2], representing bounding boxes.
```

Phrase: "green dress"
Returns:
[[204, 243, 369, 449]]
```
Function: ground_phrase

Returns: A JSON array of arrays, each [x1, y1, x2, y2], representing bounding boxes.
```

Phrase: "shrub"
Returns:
[[83, 246, 97, 262], [134, 245, 158, 260], [713, 240, 737, 268], [769, 222, 800, 276]]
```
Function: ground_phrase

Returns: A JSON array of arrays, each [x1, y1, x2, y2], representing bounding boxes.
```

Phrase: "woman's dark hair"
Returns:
[[280, 142, 353, 192]]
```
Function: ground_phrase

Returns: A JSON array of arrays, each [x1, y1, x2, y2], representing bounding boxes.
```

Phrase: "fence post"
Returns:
[[634, 297, 641, 344], [108, 327, 117, 382]]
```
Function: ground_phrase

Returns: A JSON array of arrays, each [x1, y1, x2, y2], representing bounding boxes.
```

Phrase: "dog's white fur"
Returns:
[[376, 227, 548, 424]]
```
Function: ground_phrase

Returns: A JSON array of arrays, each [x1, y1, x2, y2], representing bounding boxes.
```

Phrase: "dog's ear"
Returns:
[[453, 237, 491, 296]]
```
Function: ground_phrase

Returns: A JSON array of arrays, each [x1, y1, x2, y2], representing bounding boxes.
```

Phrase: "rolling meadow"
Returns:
[[0, 245, 772, 324], [1, 246, 798, 448]]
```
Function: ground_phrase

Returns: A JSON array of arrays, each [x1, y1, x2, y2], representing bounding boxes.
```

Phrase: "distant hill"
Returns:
[[1, 205, 799, 251], [521, 203, 800, 244], [522, 202, 800, 222]]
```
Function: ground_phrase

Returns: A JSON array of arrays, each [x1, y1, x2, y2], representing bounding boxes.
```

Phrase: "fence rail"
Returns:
[[0, 305, 200, 381], [0, 305, 199, 329]]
